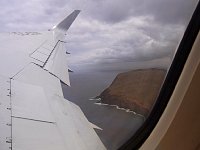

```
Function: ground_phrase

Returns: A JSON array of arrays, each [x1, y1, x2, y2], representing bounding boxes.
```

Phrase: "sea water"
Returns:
[[62, 71, 144, 150]]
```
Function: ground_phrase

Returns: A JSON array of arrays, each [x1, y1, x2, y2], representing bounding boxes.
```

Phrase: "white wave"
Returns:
[[89, 97, 101, 101], [94, 102, 145, 119]]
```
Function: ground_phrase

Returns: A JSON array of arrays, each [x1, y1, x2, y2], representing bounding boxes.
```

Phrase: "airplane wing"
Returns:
[[0, 10, 106, 150]]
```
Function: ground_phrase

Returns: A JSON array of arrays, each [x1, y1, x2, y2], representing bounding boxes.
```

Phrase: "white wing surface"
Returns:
[[0, 10, 106, 150]]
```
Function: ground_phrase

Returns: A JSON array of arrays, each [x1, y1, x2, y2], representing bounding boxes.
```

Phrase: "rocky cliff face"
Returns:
[[98, 69, 166, 117]]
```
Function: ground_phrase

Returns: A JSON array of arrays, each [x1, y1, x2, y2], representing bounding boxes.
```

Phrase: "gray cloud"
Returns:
[[67, 16, 184, 68], [0, 0, 198, 72], [69, 0, 198, 24]]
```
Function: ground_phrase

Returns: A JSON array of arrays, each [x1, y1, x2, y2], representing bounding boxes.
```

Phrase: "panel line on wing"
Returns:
[[12, 116, 56, 124], [29, 40, 47, 56], [42, 40, 60, 68], [30, 56, 46, 63], [0, 76, 12, 150], [11, 63, 36, 79], [36, 50, 49, 56], [29, 40, 56, 67], [10, 78, 13, 150]]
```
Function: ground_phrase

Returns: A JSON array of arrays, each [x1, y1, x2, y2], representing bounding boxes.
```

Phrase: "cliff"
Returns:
[[98, 68, 166, 117]]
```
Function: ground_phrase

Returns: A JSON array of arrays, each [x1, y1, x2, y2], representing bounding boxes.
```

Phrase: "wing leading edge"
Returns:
[[0, 10, 106, 150]]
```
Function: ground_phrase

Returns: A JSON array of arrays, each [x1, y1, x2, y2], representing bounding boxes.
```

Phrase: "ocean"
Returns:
[[62, 71, 144, 150]]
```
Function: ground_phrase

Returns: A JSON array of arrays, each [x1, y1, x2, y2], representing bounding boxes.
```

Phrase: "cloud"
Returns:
[[67, 15, 184, 67], [69, 0, 198, 24], [0, 0, 72, 31], [0, 0, 198, 71]]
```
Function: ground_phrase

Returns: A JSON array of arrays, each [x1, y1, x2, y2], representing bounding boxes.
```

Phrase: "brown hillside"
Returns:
[[98, 69, 166, 117]]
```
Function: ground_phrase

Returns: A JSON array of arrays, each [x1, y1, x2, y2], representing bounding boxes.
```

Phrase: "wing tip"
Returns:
[[53, 10, 81, 32]]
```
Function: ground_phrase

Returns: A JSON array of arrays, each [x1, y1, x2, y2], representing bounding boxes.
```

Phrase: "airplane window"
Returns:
[[61, 0, 199, 150], [1, 0, 198, 150]]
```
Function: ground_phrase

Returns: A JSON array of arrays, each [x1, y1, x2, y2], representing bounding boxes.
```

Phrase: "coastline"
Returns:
[[98, 68, 167, 117], [90, 97, 146, 120]]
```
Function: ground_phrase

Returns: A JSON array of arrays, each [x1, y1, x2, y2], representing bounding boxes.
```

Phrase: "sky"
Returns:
[[0, 0, 198, 72]]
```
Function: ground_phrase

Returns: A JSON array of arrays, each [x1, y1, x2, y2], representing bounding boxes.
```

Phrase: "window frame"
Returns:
[[119, 1, 200, 149]]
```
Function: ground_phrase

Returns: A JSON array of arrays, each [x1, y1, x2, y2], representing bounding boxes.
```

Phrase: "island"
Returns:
[[98, 68, 166, 117]]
